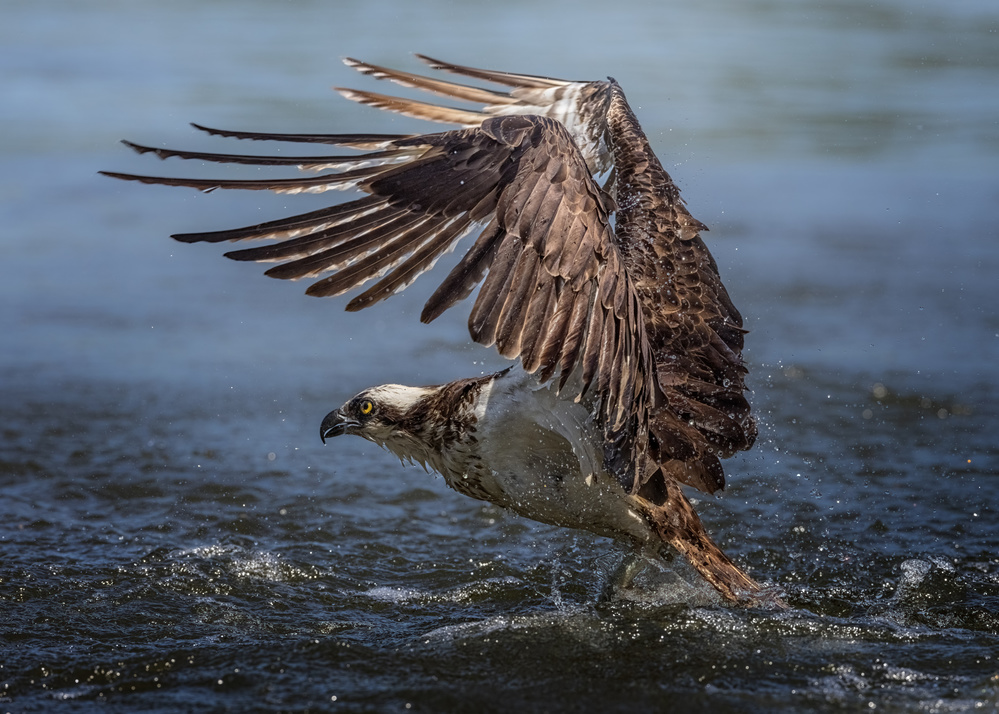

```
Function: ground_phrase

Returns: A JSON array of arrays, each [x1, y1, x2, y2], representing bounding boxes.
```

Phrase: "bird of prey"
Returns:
[[103, 55, 778, 606]]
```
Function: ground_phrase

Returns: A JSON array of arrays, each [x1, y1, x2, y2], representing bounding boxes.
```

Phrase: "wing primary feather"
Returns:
[[520, 275, 557, 373], [335, 88, 487, 126], [534, 281, 575, 382], [174, 195, 384, 244], [343, 58, 518, 106], [99, 167, 384, 195], [415, 54, 571, 89], [577, 300, 605, 399], [421, 220, 505, 323], [345, 214, 475, 311], [596, 305, 618, 398], [556, 281, 593, 392], [302, 215, 445, 297], [243, 211, 424, 272], [225, 203, 398, 263], [604, 316, 630, 428], [494, 249, 541, 358], [262, 211, 431, 280], [119, 140, 411, 170], [468, 235, 522, 346], [190, 123, 409, 148]]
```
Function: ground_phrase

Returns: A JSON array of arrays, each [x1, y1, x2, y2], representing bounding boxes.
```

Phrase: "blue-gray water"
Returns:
[[3, 1, 998, 712]]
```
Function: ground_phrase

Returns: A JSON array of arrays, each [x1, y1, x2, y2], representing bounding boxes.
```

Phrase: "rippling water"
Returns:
[[3, 1, 998, 711]]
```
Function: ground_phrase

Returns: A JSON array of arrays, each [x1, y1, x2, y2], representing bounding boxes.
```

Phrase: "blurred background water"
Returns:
[[2, 1, 998, 711]]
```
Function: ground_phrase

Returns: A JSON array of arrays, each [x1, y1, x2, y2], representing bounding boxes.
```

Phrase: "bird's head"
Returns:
[[320, 384, 435, 458]]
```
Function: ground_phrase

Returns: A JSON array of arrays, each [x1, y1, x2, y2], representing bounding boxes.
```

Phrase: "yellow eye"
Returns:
[[360, 400, 374, 415]]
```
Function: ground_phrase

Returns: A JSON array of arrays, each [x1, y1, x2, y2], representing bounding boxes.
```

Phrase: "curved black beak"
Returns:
[[320, 408, 358, 444]]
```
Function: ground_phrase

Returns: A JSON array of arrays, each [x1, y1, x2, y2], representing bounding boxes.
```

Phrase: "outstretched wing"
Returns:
[[345, 58, 757, 495], [601, 85, 756, 496], [102, 113, 655, 481], [337, 55, 614, 175], [102, 55, 757, 499]]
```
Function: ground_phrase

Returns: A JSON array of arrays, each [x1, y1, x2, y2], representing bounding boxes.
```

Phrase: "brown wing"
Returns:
[[102, 115, 655, 479], [336, 55, 613, 175], [102, 57, 756, 500], [337, 59, 757, 494], [603, 84, 756, 496]]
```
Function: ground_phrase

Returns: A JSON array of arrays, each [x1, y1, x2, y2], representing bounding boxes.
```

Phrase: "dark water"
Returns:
[[3, 1, 999, 712]]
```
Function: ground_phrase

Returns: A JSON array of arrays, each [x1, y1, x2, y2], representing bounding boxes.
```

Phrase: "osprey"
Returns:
[[103, 55, 778, 606]]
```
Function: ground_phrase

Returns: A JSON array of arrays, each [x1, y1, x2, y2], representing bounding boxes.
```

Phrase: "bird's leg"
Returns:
[[601, 549, 653, 601], [635, 482, 788, 608]]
